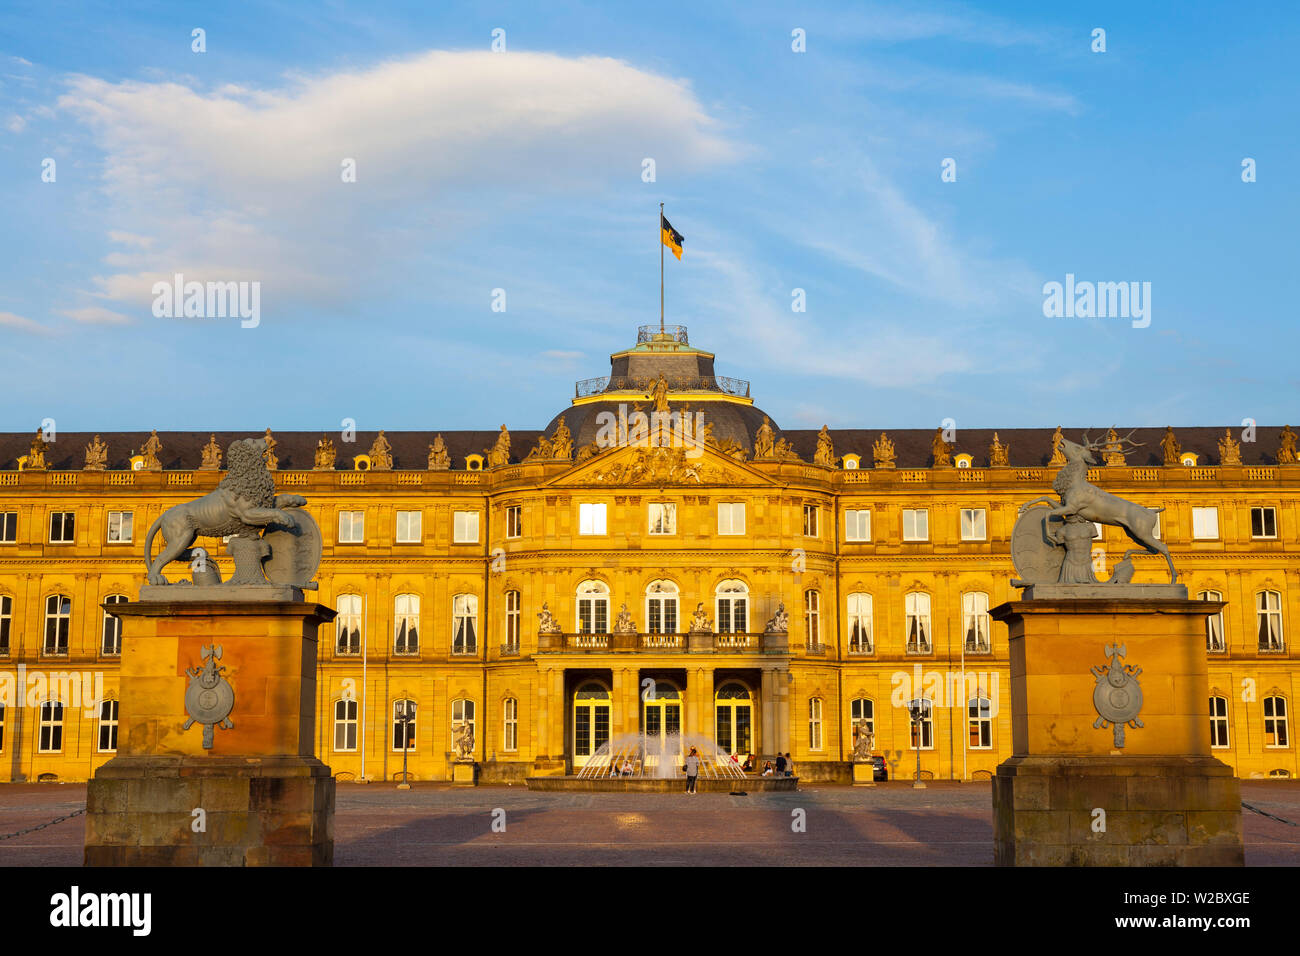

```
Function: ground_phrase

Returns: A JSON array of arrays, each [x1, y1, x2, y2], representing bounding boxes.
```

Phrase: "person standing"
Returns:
[[784, 753, 795, 778], [775, 752, 787, 776], [684, 747, 700, 794]]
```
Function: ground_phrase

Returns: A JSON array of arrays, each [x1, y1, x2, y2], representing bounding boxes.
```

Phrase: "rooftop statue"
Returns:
[[872, 432, 896, 469], [753, 417, 775, 458], [368, 430, 393, 471], [1013, 430, 1176, 587], [141, 430, 163, 471], [84, 434, 108, 471], [262, 428, 278, 470], [1048, 426, 1066, 466], [988, 433, 1009, 468], [1218, 428, 1241, 466], [143, 437, 320, 594], [1160, 426, 1181, 465], [427, 434, 450, 470], [27, 428, 49, 470], [814, 426, 835, 467], [1278, 425, 1297, 465], [931, 428, 952, 467], [199, 434, 222, 471], [486, 425, 511, 468], [314, 434, 336, 470]]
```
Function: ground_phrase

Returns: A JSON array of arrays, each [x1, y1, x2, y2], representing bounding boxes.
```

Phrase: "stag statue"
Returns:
[[1019, 429, 1176, 583]]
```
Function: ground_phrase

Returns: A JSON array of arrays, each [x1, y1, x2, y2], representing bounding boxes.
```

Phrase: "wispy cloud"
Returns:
[[0, 311, 52, 335], [58, 305, 131, 325]]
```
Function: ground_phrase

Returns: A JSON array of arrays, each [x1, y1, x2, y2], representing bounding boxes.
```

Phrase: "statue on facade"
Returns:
[[427, 434, 450, 470], [525, 435, 553, 461], [814, 426, 835, 467], [648, 373, 670, 414], [314, 434, 336, 470], [26, 428, 49, 470], [575, 441, 600, 464], [689, 602, 712, 632], [262, 428, 278, 470], [1102, 427, 1126, 466], [551, 416, 573, 459], [452, 721, 474, 761], [141, 430, 163, 471], [753, 417, 775, 458], [199, 434, 222, 471], [1160, 426, 1181, 465], [1277, 425, 1297, 465], [486, 425, 511, 468], [1218, 428, 1242, 466], [84, 434, 109, 471], [1013, 430, 1175, 585], [536, 602, 563, 634], [613, 603, 636, 634], [143, 437, 320, 591], [851, 720, 875, 761], [931, 428, 952, 467], [872, 432, 896, 469], [368, 430, 393, 471], [1048, 426, 1066, 466], [988, 433, 1010, 468], [715, 437, 747, 461], [764, 603, 789, 634]]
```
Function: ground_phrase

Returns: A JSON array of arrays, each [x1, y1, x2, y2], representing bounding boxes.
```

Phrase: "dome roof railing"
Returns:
[[574, 374, 750, 399], [637, 324, 688, 344]]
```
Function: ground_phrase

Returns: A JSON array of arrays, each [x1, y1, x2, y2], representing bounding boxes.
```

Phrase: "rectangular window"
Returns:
[[0, 703, 5, 751], [335, 595, 363, 655], [506, 505, 522, 539], [968, 699, 993, 749], [1192, 507, 1219, 540], [808, 698, 823, 751], [0, 512, 15, 543], [1257, 591, 1284, 651], [1251, 507, 1277, 539], [1264, 697, 1289, 749], [579, 503, 607, 535], [960, 508, 986, 541], [845, 509, 871, 542], [648, 503, 676, 535], [334, 699, 358, 752], [902, 509, 928, 542], [48, 511, 75, 544], [905, 593, 932, 654], [38, 702, 63, 753], [717, 503, 745, 535], [338, 511, 365, 544], [392, 701, 417, 751], [1209, 697, 1230, 749], [1199, 590, 1225, 652], [909, 700, 934, 750], [395, 510, 422, 543], [97, 699, 119, 753], [453, 511, 480, 543], [503, 698, 518, 752], [106, 511, 133, 544], [0, 595, 11, 656], [505, 591, 520, 649], [452, 595, 478, 654], [44, 595, 71, 655], [102, 595, 126, 656], [802, 504, 819, 537]]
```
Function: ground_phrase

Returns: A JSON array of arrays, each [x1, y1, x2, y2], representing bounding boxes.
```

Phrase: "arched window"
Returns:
[[715, 580, 748, 634], [451, 698, 476, 749], [97, 699, 119, 753], [851, 697, 875, 735], [804, 590, 821, 646], [392, 699, 417, 751], [905, 592, 932, 654], [1264, 696, 1289, 748], [576, 580, 610, 634], [715, 682, 752, 757], [336, 594, 363, 655], [393, 594, 419, 655], [452, 594, 478, 654], [0, 594, 10, 656], [968, 697, 992, 749], [847, 593, 873, 653], [1199, 590, 1225, 652], [504, 591, 520, 650], [334, 698, 358, 752], [43, 595, 71, 656], [1257, 591, 1284, 651], [101, 594, 127, 656], [808, 697, 824, 751], [37, 700, 64, 753], [1209, 695, 1230, 749], [502, 697, 518, 752], [645, 580, 679, 634], [962, 592, 991, 653]]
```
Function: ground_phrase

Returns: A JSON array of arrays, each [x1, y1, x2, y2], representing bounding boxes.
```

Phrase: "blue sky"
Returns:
[[1, 1, 1297, 433]]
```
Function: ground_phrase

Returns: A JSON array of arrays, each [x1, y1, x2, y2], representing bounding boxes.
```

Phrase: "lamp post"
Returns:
[[395, 701, 415, 790], [906, 699, 927, 790]]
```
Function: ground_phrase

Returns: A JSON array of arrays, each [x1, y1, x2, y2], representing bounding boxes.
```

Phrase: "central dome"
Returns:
[[541, 325, 780, 454]]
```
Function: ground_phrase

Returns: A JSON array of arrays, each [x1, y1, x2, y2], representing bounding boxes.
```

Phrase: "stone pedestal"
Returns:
[[452, 761, 477, 786], [84, 600, 337, 866], [852, 762, 877, 787], [990, 598, 1243, 867]]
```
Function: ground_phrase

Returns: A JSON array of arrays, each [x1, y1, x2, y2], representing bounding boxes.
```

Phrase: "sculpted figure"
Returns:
[[487, 425, 511, 468], [26, 428, 48, 470], [613, 603, 636, 634], [1278, 425, 1297, 465], [452, 721, 474, 760], [648, 373, 670, 414], [988, 433, 1009, 467], [753, 417, 775, 458], [814, 425, 835, 467], [765, 602, 790, 633], [872, 432, 896, 469], [1218, 428, 1241, 466], [314, 434, 336, 470], [1047, 513, 1099, 584], [931, 428, 952, 467], [852, 720, 875, 761], [551, 416, 573, 459], [84, 434, 108, 471], [1102, 427, 1126, 466], [536, 602, 562, 634], [1049, 426, 1066, 466], [690, 602, 712, 632], [200, 434, 222, 471], [427, 434, 450, 470], [262, 428, 278, 470], [143, 438, 308, 586], [368, 430, 393, 471], [142, 430, 163, 470], [525, 435, 554, 461], [1160, 426, 1181, 465]]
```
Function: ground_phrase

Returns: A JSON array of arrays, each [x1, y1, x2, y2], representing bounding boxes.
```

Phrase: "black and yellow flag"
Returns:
[[660, 214, 684, 260]]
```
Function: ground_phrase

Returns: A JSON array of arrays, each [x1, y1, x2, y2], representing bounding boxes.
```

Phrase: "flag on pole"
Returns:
[[660, 214, 684, 260]]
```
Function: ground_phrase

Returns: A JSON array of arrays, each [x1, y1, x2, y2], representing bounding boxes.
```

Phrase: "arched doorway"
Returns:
[[642, 682, 682, 753], [572, 682, 611, 769], [715, 682, 753, 758]]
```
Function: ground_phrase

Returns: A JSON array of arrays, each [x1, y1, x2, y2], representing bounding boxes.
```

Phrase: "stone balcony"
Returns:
[[536, 630, 789, 654]]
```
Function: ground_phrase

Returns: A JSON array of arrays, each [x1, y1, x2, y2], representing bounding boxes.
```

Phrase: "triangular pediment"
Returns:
[[546, 441, 776, 487]]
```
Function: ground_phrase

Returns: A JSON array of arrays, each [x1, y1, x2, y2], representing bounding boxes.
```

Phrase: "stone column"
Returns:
[[761, 669, 776, 755]]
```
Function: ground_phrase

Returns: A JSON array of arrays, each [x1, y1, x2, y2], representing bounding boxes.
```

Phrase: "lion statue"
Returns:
[[143, 438, 307, 585]]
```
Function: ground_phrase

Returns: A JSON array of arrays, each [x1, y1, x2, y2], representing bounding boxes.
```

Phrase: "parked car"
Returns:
[[872, 755, 888, 781]]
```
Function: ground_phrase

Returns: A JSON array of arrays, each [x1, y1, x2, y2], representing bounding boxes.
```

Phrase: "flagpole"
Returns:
[[659, 202, 665, 334]]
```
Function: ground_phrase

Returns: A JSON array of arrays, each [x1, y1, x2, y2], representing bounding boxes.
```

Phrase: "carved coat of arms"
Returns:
[[1091, 643, 1143, 747], [184, 644, 235, 748]]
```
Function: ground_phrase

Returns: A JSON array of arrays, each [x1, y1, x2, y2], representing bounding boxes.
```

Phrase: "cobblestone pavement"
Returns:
[[1, 781, 1296, 867]]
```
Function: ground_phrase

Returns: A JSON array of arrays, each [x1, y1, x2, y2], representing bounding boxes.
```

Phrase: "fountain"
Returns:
[[576, 732, 747, 780]]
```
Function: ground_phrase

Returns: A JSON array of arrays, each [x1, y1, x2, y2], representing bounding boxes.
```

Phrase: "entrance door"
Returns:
[[715, 682, 753, 758], [572, 682, 611, 769], [641, 684, 682, 773]]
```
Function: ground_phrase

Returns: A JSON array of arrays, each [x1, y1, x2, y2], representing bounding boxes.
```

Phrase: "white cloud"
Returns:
[[0, 311, 51, 335], [5, 114, 25, 133], [58, 305, 131, 325]]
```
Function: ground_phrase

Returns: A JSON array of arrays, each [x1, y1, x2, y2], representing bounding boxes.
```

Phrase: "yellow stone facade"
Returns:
[[1, 335, 1298, 785]]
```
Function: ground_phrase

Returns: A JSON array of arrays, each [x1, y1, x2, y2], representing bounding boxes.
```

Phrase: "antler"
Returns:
[[1112, 426, 1145, 449]]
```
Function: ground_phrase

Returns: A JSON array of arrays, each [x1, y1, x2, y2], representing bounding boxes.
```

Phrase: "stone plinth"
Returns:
[[990, 598, 1243, 866], [452, 761, 477, 786], [84, 599, 336, 867], [852, 762, 877, 787]]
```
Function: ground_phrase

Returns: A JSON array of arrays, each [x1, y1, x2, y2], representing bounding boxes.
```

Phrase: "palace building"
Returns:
[[0, 324, 1297, 784]]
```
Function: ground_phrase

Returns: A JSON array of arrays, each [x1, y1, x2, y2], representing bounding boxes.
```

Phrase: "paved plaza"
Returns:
[[1, 781, 1297, 867]]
